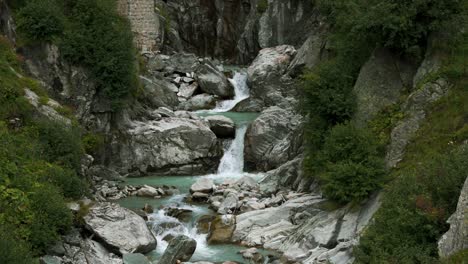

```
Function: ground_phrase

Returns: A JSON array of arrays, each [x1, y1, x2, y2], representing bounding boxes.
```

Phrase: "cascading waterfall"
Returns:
[[217, 125, 248, 176], [146, 71, 257, 260], [212, 71, 250, 112]]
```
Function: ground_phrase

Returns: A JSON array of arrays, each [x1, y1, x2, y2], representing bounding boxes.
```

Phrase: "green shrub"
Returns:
[[257, 0, 268, 13], [16, 0, 64, 42], [35, 119, 84, 171], [315, 123, 386, 203], [61, 0, 137, 110], [28, 184, 72, 253], [42, 165, 87, 199], [0, 226, 36, 264], [318, 0, 463, 52], [82, 132, 105, 155]]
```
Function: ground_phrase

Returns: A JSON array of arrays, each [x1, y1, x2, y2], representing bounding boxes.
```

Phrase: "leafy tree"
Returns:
[[16, 0, 64, 42], [316, 123, 386, 203]]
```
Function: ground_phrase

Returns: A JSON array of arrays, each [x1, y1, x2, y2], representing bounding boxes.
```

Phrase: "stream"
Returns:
[[117, 71, 270, 263]]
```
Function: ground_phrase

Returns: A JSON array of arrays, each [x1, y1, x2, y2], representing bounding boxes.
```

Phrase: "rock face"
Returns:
[[205, 115, 235, 138], [139, 76, 179, 109], [246, 45, 298, 109], [438, 176, 468, 257], [83, 203, 157, 255], [159, 235, 197, 264], [244, 106, 303, 171], [353, 48, 417, 126], [115, 118, 222, 175], [196, 61, 234, 98]]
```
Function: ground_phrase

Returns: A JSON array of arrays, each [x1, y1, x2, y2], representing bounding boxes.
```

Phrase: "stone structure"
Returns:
[[117, 0, 160, 52]]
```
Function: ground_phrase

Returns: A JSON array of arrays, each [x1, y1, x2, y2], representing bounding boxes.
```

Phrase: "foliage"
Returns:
[[0, 41, 87, 258], [82, 132, 105, 155], [369, 103, 405, 146], [16, 0, 65, 42], [0, 225, 37, 264], [318, 0, 463, 53], [257, 0, 268, 13], [316, 123, 386, 203], [355, 148, 468, 263], [60, 0, 138, 110]]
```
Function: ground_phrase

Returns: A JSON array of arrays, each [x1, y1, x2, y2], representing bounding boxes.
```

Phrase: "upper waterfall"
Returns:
[[212, 71, 250, 112]]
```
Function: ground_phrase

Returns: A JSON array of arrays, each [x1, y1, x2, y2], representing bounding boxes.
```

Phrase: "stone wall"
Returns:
[[118, 0, 160, 52]]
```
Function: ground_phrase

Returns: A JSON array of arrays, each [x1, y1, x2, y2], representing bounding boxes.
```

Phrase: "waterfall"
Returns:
[[212, 71, 250, 112], [217, 125, 248, 176]]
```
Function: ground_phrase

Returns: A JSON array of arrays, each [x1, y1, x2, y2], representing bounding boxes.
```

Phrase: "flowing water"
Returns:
[[117, 71, 269, 263]]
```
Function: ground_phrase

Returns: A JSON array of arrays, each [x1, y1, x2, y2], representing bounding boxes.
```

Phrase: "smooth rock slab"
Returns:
[[84, 203, 156, 255], [190, 178, 214, 194]]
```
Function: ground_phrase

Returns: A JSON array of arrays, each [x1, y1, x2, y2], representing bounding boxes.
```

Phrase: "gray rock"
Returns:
[[353, 48, 417, 126], [205, 115, 235, 138], [180, 94, 218, 111], [244, 106, 303, 171], [116, 118, 221, 175], [82, 239, 123, 264], [247, 45, 296, 84], [123, 253, 151, 264], [136, 185, 160, 197], [155, 107, 176, 117], [177, 82, 199, 99], [24, 88, 71, 126], [190, 178, 214, 193], [438, 177, 468, 257], [40, 256, 62, 264], [196, 61, 234, 98], [208, 215, 236, 244], [217, 193, 239, 214], [83, 203, 157, 255], [159, 235, 197, 264], [288, 33, 328, 76], [139, 76, 179, 109]]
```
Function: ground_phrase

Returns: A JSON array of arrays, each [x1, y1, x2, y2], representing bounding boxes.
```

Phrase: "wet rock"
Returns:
[[208, 215, 236, 244], [197, 215, 216, 234], [83, 203, 157, 254], [205, 115, 235, 138], [136, 185, 160, 197], [40, 256, 62, 264], [142, 204, 154, 214], [159, 235, 197, 264], [240, 247, 264, 263], [196, 61, 234, 98], [166, 207, 193, 222], [190, 178, 214, 194]]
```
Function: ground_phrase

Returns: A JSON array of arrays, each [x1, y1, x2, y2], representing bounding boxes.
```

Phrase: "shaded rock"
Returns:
[[197, 215, 216, 234], [166, 207, 193, 222], [288, 32, 328, 76], [83, 203, 156, 255], [159, 235, 197, 264], [438, 176, 468, 257], [208, 215, 236, 244], [244, 106, 303, 171], [205, 115, 235, 138], [83, 239, 123, 264], [353, 48, 417, 126], [142, 204, 154, 214], [190, 178, 214, 194], [192, 192, 210, 200], [196, 61, 234, 98]]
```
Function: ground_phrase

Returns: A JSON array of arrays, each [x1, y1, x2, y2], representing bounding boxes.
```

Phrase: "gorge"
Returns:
[[0, 0, 467, 264]]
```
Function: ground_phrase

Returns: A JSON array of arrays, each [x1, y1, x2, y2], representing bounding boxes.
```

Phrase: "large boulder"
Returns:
[[208, 215, 236, 243], [83, 203, 157, 255], [244, 106, 303, 171], [159, 235, 197, 264], [190, 178, 214, 194], [352, 48, 417, 126], [205, 115, 235, 138], [438, 176, 468, 257], [179, 94, 218, 111], [116, 118, 222, 175], [288, 33, 328, 76], [139, 76, 179, 109], [246, 45, 298, 109], [196, 61, 234, 98]]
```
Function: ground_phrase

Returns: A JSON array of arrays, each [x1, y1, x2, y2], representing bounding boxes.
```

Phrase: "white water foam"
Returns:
[[217, 125, 247, 176], [211, 71, 250, 112]]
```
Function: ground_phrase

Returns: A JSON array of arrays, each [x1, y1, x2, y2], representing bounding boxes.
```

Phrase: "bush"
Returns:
[[316, 123, 386, 203], [16, 0, 64, 42], [61, 0, 137, 110], [318, 0, 463, 52], [35, 120, 84, 171], [0, 226, 36, 264], [28, 185, 72, 253], [43, 165, 87, 199], [257, 0, 268, 13], [355, 147, 468, 263]]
